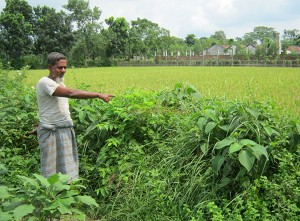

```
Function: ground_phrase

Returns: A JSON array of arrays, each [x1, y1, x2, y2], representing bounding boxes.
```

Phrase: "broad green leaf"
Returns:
[[246, 108, 260, 119], [97, 122, 109, 131], [174, 82, 183, 89], [186, 85, 198, 94], [263, 125, 273, 136], [72, 107, 81, 112], [240, 139, 257, 146], [196, 117, 207, 130], [235, 168, 247, 180], [228, 116, 241, 131], [205, 121, 217, 134], [75, 195, 99, 207], [200, 143, 208, 153], [263, 125, 279, 137], [2, 201, 23, 212], [70, 208, 85, 215], [33, 174, 50, 188], [84, 121, 98, 136], [215, 137, 235, 149], [219, 124, 229, 132], [191, 92, 202, 99], [59, 190, 79, 198], [47, 173, 60, 184], [0, 186, 10, 200], [60, 173, 74, 182], [229, 142, 242, 154], [57, 184, 71, 193], [219, 177, 231, 188], [212, 155, 225, 173], [205, 109, 218, 122], [250, 144, 269, 160], [48, 173, 70, 185], [238, 150, 255, 172], [13, 204, 35, 221], [0, 211, 14, 221], [78, 109, 85, 123], [17, 176, 39, 189], [57, 205, 72, 215], [0, 164, 8, 175], [45, 198, 75, 214]]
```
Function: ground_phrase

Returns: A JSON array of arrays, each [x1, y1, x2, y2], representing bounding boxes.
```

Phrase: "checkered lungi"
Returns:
[[37, 123, 79, 181]]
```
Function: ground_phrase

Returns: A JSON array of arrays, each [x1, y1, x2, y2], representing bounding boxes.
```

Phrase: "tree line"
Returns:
[[0, 0, 299, 69]]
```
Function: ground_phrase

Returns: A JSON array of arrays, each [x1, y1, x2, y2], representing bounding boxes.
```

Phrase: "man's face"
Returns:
[[49, 59, 67, 80]]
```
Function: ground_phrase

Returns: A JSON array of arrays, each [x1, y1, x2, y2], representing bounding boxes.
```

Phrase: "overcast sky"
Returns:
[[0, 0, 299, 39]]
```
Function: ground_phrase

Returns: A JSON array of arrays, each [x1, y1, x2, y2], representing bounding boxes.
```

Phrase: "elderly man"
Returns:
[[36, 52, 114, 180]]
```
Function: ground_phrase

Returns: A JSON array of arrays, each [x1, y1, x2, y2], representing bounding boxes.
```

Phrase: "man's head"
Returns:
[[47, 52, 67, 83], [47, 52, 67, 66]]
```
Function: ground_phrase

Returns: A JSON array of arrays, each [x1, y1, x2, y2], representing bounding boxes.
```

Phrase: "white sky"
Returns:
[[0, 0, 299, 39]]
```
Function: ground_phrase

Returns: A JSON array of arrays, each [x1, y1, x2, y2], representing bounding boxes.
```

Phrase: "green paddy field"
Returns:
[[25, 66, 300, 117]]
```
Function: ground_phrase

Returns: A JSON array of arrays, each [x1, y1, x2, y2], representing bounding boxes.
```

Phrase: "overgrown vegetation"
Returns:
[[0, 67, 299, 220], [0, 172, 99, 221]]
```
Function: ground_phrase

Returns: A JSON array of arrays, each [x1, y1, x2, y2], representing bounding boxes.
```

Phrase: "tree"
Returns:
[[63, 0, 102, 66], [32, 6, 74, 58], [130, 18, 170, 58], [210, 30, 227, 44], [167, 37, 188, 57], [283, 29, 299, 41], [296, 36, 300, 46], [243, 26, 277, 45], [105, 16, 129, 59], [253, 26, 277, 43], [281, 29, 300, 52], [185, 34, 196, 47], [241, 26, 279, 59], [192, 37, 211, 55], [242, 32, 257, 46], [0, 0, 33, 68], [156, 28, 172, 56], [255, 37, 278, 60]]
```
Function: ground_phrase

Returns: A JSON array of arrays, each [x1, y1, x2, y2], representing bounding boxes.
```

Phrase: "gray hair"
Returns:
[[47, 52, 67, 66]]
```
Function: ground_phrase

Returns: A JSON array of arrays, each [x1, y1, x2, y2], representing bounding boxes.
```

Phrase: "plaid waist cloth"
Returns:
[[37, 124, 79, 181]]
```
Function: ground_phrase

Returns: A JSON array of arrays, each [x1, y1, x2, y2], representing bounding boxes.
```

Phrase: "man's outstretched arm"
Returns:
[[53, 85, 114, 102]]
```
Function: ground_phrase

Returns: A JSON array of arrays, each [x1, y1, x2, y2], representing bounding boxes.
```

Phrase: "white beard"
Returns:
[[55, 76, 65, 86]]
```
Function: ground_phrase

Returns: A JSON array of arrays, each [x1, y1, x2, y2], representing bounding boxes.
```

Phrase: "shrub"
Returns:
[[0, 173, 99, 221], [0, 67, 39, 184], [69, 83, 300, 220], [22, 54, 44, 69], [1, 63, 299, 220]]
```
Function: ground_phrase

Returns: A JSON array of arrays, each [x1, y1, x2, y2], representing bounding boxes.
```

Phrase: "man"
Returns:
[[36, 52, 114, 181]]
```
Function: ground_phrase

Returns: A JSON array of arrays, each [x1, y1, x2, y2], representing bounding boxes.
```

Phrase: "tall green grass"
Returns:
[[25, 66, 300, 117]]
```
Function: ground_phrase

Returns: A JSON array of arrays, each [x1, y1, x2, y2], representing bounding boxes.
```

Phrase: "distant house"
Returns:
[[203, 45, 236, 56], [244, 45, 256, 54], [286, 46, 300, 54]]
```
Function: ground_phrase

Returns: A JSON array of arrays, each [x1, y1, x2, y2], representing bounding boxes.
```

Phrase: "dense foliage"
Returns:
[[0, 0, 300, 69], [0, 173, 99, 221], [0, 68, 299, 220]]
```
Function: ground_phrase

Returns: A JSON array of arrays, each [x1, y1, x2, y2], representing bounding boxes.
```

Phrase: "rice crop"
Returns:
[[25, 66, 300, 117]]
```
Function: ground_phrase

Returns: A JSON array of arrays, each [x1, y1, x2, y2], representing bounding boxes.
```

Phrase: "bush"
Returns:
[[22, 54, 45, 69], [0, 67, 40, 184], [1, 64, 299, 220], [69, 83, 300, 220], [0, 173, 99, 221]]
